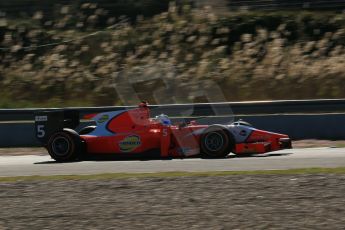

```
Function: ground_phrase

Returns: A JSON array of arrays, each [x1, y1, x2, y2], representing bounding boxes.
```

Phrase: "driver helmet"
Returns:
[[155, 114, 171, 126]]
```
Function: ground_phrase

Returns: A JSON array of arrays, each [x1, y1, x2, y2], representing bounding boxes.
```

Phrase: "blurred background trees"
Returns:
[[1, 0, 345, 107]]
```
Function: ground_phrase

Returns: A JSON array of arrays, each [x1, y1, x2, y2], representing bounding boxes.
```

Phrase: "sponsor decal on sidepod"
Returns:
[[98, 114, 109, 123], [119, 135, 141, 152]]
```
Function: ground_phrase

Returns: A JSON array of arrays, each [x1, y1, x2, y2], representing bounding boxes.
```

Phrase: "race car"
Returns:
[[34, 102, 292, 162]]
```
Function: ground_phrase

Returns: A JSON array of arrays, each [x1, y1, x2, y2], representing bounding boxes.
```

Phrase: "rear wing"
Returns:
[[34, 110, 80, 144]]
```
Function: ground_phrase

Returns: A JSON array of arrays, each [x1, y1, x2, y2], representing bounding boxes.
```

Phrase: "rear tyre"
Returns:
[[200, 126, 234, 158], [47, 129, 83, 162]]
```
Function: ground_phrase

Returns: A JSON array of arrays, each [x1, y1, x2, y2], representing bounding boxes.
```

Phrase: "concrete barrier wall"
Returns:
[[238, 114, 345, 140], [1, 114, 344, 147], [185, 114, 345, 140]]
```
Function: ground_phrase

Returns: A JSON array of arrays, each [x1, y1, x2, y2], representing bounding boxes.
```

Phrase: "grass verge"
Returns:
[[1, 167, 345, 182]]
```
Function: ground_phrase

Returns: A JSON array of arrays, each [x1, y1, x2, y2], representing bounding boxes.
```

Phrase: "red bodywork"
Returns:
[[80, 105, 292, 157]]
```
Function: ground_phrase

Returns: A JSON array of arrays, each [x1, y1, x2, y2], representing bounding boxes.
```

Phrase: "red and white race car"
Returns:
[[35, 102, 292, 162]]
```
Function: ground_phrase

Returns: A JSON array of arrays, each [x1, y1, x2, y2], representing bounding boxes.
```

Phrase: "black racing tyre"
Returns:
[[78, 126, 96, 135], [47, 129, 82, 162], [200, 126, 235, 158]]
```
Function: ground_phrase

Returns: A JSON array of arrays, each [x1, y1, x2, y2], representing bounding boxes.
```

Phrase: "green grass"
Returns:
[[334, 143, 345, 148], [1, 167, 345, 182]]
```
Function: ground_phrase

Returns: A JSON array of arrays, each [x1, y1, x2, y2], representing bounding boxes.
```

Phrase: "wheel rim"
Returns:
[[52, 136, 70, 156], [204, 132, 224, 152]]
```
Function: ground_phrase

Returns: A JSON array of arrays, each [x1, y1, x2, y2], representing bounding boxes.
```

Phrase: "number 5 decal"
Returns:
[[162, 128, 168, 137], [37, 125, 46, 138]]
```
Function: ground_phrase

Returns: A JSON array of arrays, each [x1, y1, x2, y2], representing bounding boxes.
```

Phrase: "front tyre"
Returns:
[[47, 129, 82, 162], [200, 126, 234, 158]]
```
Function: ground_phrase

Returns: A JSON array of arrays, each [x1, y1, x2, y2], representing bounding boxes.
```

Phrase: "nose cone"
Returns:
[[279, 137, 292, 149]]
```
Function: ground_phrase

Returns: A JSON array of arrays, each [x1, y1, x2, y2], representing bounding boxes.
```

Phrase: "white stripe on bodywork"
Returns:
[[87, 110, 126, 137], [187, 128, 207, 137]]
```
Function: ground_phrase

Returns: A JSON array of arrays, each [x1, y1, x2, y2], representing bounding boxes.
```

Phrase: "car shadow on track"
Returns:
[[228, 152, 293, 158], [34, 152, 293, 164]]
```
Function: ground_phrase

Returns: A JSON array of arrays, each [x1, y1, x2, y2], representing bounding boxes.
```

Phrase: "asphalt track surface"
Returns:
[[0, 147, 345, 177]]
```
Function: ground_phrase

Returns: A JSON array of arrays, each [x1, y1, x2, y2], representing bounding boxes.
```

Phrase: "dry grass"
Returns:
[[1, 4, 345, 107], [0, 147, 46, 156]]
